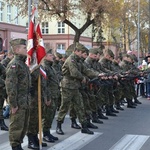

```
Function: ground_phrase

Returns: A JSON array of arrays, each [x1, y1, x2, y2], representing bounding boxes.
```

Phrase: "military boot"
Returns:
[[106, 105, 117, 116], [134, 97, 142, 104], [49, 132, 59, 141], [18, 144, 24, 150], [97, 108, 108, 119], [71, 118, 81, 129], [87, 119, 98, 129], [0, 119, 9, 131], [127, 99, 136, 108], [110, 105, 119, 113], [27, 134, 39, 149], [92, 112, 103, 124], [116, 102, 124, 111], [43, 131, 55, 143], [12, 145, 22, 150], [81, 123, 94, 135], [33, 134, 47, 147], [56, 121, 64, 135]]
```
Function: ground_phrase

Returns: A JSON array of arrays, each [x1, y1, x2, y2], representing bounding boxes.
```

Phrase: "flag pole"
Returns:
[[33, 0, 42, 150], [38, 75, 42, 150]]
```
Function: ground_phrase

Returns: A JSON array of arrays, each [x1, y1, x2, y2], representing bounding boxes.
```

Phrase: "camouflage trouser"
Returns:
[[57, 88, 86, 124], [95, 86, 106, 107], [69, 89, 92, 119], [0, 88, 7, 119], [9, 108, 29, 147], [114, 84, 123, 104], [121, 80, 133, 99], [42, 97, 58, 132], [108, 84, 115, 106], [130, 80, 137, 98], [27, 95, 38, 135], [0, 96, 5, 119]]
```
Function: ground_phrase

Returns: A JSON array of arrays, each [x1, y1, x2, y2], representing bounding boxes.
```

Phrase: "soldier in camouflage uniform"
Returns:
[[56, 43, 100, 135], [111, 58, 124, 111], [52, 52, 63, 111], [41, 49, 59, 142], [69, 44, 99, 129], [26, 67, 47, 150], [91, 48, 110, 119], [99, 49, 119, 116], [0, 63, 8, 131], [128, 54, 142, 104], [5, 38, 31, 150], [1, 49, 14, 68], [0, 49, 14, 131], [84, 48, 108, 122], [119, 54, 138, 108]]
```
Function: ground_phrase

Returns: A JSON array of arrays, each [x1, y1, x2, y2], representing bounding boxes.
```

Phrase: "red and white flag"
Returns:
[[27, 7, 46, 75]]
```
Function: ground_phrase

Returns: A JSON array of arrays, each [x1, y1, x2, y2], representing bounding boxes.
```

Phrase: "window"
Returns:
[[14, 7, 19, 24], [58, 22, 65, 34], [7, 5, 11, 23], [57, 43, 65, 50], [41, 22, 49, 34], [0, 2, 3, 21]]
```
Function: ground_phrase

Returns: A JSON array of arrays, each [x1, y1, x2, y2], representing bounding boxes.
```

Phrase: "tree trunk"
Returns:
[[73, 30, 81, 43]]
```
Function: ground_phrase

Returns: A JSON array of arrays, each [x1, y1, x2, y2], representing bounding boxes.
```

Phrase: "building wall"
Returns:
[[0, 22, 27, 51]]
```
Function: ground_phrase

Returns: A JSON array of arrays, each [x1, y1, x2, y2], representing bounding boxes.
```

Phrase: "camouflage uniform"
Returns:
[[99, 49, 118, 115], [0, 58, 10, 131], [119, 54, 139, 108], [41, 50, 60, 141], [56, 44, 99, 135], [0, 63, 6, 119], [52, 52, 63, 110], [1, 56, 12, 68], [5, 39, 31, 148]]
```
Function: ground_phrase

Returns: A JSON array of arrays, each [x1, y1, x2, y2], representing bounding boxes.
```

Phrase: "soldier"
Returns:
[[99, 49, 118, 116], [52, 52, 63, 111], [41, 49, 59, 142], [119, 54, 137, 108], [0, 63, 8, 131], [56, 43, 101, 135], [1, 49, 14, 68], [0, 49, 14, 131], [84, 48, 107, 122], [26, 67, 47, 149], [5, 38, 31, 150]]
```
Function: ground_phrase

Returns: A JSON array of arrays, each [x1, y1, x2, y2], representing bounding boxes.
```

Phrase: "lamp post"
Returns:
[[148, 0, 150, 53], [28, 0, 32, 28], [137, 0, 140, 66]]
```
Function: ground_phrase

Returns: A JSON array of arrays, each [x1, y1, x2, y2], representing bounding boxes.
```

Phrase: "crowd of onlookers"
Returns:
[[135, 53, 150, 99]]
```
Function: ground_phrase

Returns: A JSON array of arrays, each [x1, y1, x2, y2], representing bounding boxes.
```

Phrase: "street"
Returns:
[[1, 97, 150, 150]]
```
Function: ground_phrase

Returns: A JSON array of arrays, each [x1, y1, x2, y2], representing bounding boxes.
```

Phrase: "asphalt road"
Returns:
[[1, 97, 150, 150]]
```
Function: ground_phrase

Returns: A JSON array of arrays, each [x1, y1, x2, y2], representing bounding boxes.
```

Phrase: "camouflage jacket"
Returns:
[[1, 57, 11, 68], [5, 55, 31, 109], [0, 63, 5, 88], [52, 60, 63, 82], [60, 53, 99, 89], [99, 57, 114, 72], [41, 60, 60, 100]]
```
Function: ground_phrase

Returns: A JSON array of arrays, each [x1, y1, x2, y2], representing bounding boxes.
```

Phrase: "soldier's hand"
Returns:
[[81, 77, 86, 83], [98, 73, 105, 77], [108, 76, 113, 79], [11, 106, 18, 114], [113, 75, 118, 80]]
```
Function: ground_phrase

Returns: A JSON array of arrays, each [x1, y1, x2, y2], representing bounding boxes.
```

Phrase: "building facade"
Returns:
[[0, 1, 117, 55]]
